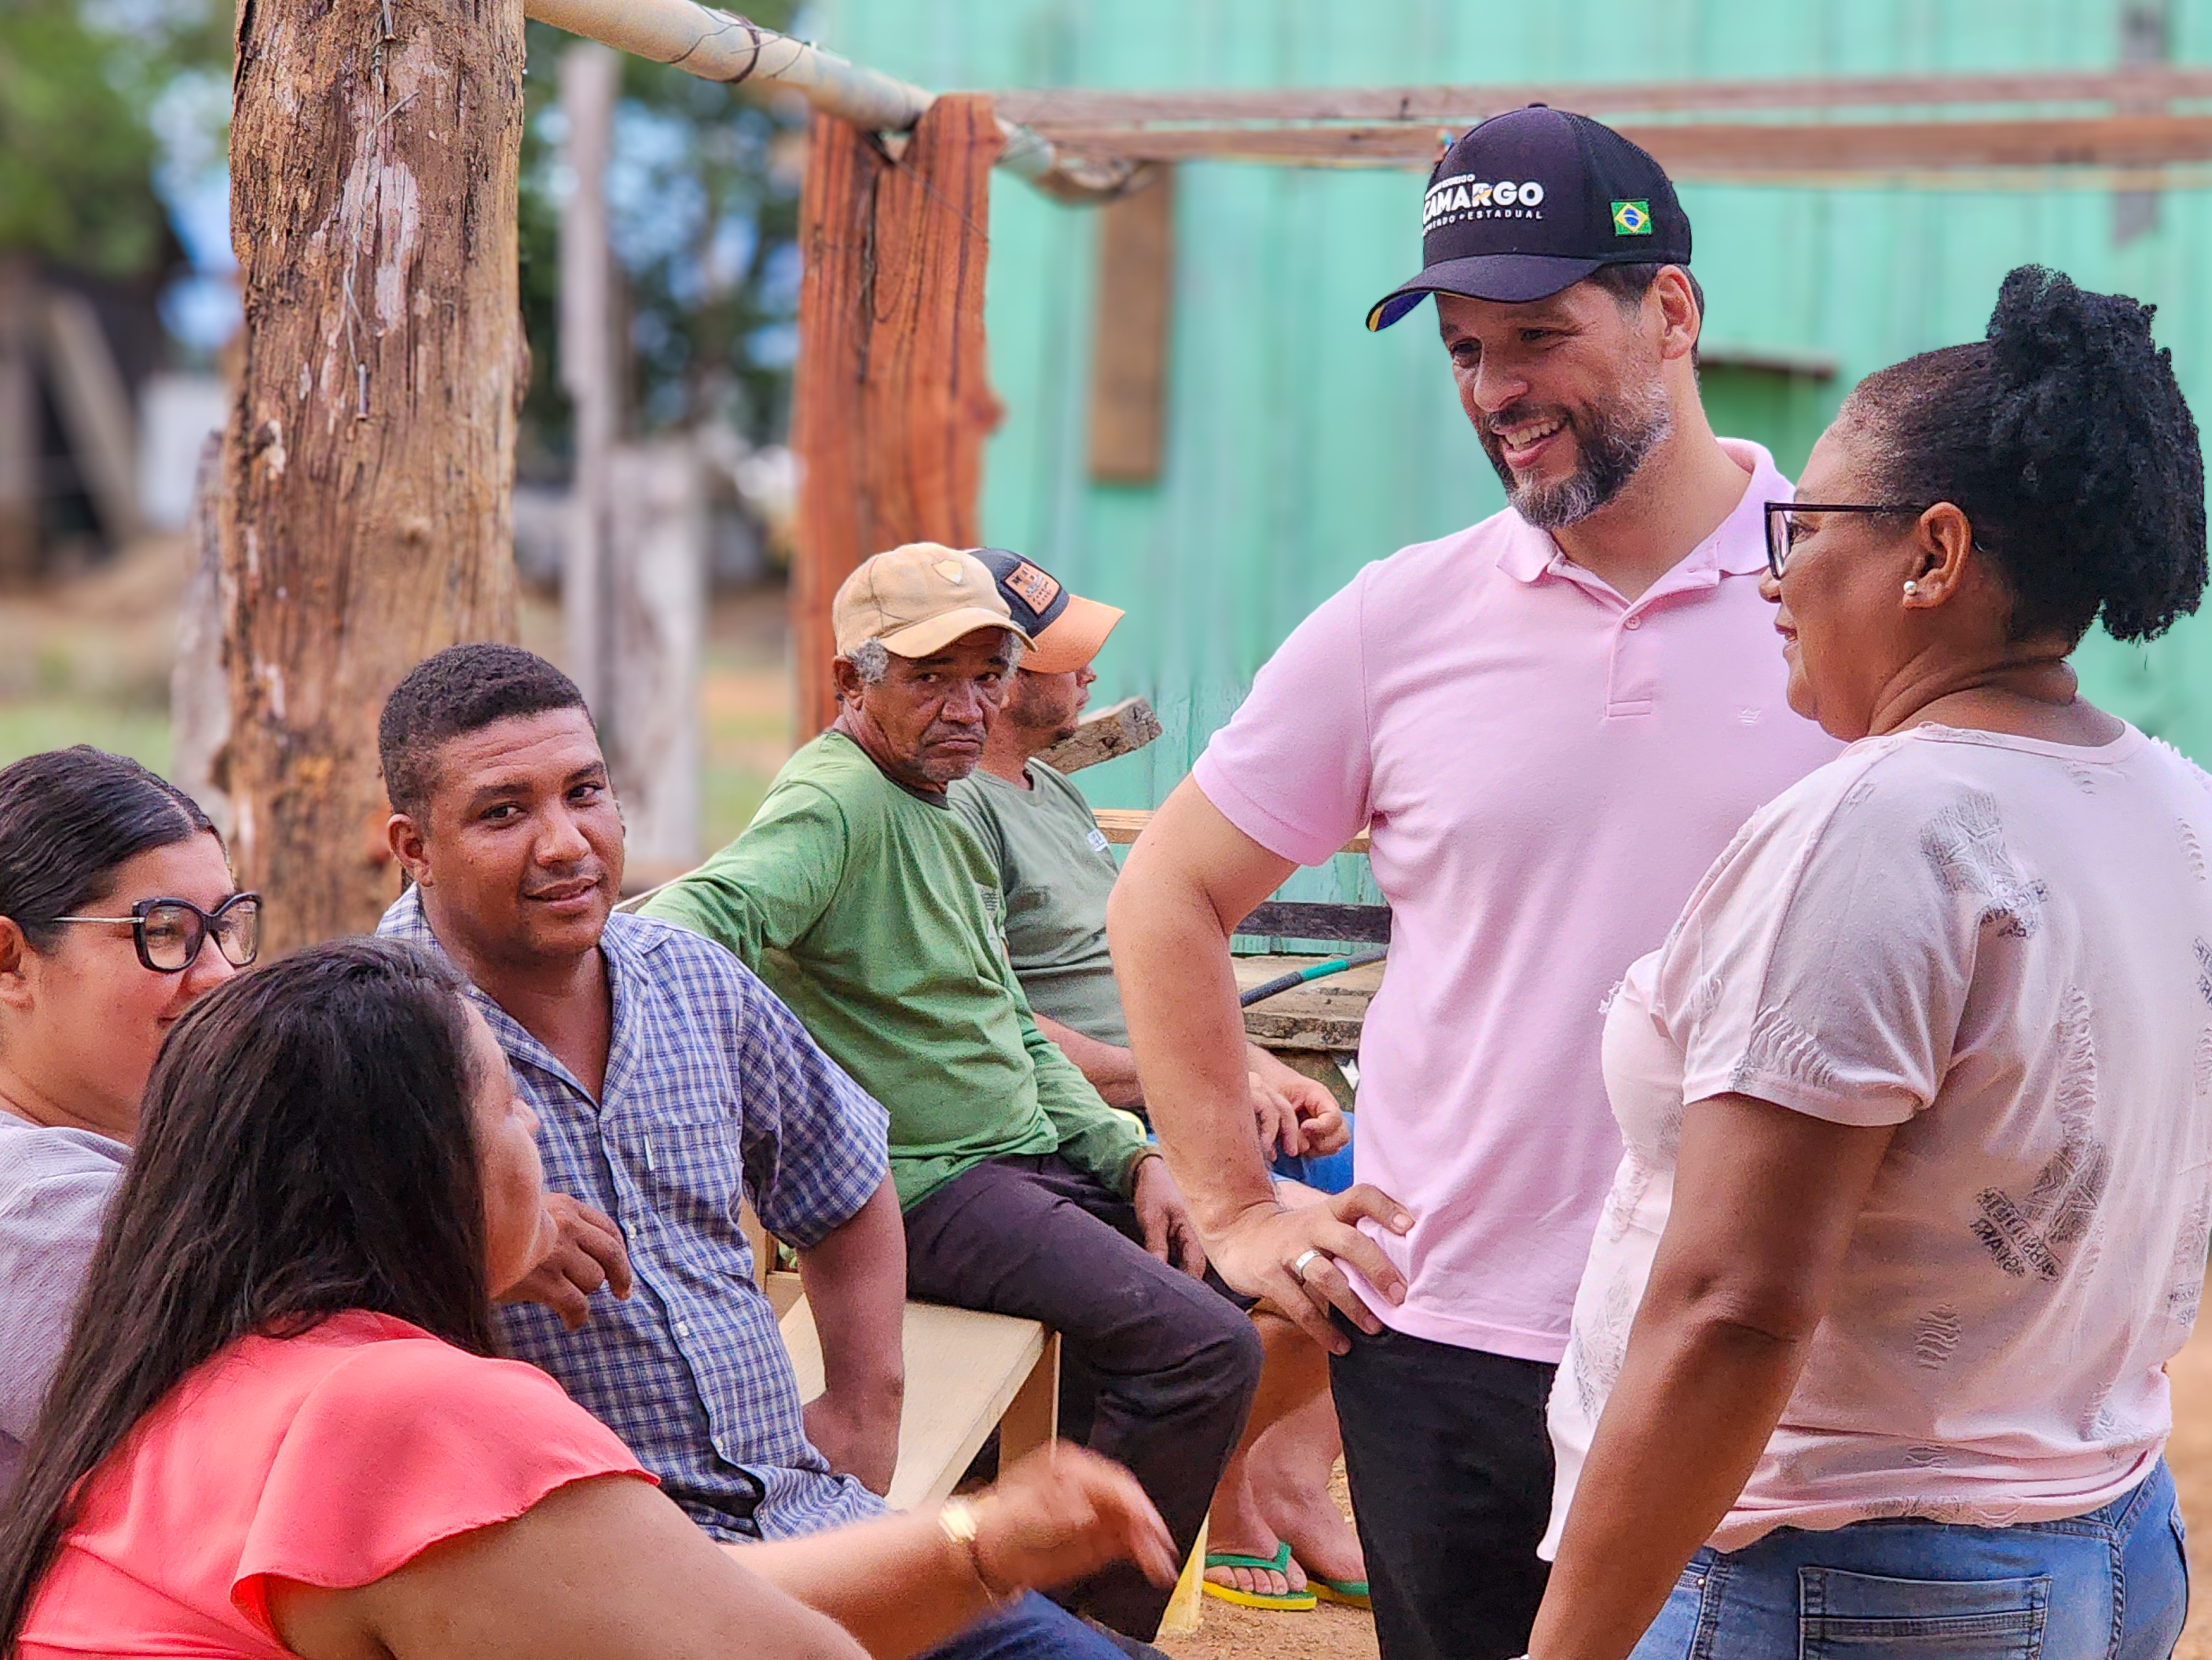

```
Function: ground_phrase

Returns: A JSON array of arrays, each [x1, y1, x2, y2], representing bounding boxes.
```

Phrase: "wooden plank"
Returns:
[[1027, 112, 2212, 175], [993, 69, 2212, 129], [1235, 901, 1390, 945], [1234, 953, 1382, 1054], [41, 289, 141, 544], [1088, 168, 1173, 484], [1035, 695, 1163, 773], [780, 1295, 1053, 1512], [791, 96, 1003, 740], [0, 257, 37, 582], [1095, 807, 1370, 854]]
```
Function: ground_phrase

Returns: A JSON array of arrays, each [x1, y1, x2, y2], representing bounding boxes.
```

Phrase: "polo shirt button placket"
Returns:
[[1606, 606, 1659, 717]]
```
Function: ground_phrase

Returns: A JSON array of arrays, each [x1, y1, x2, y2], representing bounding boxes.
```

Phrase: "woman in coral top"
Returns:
[[0, 938, 1175, 1660]]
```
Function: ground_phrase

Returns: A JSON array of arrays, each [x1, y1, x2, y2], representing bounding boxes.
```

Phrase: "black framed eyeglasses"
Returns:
[[53, 893, 262, 973], [1763, 501, 1939, 579]]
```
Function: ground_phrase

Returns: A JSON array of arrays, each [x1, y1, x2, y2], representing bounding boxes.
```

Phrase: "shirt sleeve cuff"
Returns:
[[1683, 1068, 1923, 1128], [1190, 754, 1354, 869]]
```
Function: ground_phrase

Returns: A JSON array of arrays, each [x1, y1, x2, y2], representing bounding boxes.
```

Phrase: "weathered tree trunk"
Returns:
[[222, 0, 524, 951], [790, 94, 1003, 740]]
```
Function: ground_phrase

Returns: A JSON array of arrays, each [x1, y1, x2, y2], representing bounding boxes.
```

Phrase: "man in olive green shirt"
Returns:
[[949, 552, 1370, 1613], [644, 543, 1261, 1640]]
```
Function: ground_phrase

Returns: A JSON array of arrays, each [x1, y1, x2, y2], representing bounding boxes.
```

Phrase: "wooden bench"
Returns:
[[742, 1204, 1060, 1510], [778, 1293, 1061, 1511]]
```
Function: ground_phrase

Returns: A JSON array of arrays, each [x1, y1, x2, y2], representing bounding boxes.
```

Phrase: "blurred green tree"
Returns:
[[516, 7, 807, 467], [0, 0, 227, 278]]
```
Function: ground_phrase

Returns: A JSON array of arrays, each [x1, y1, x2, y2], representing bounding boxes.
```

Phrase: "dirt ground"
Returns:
[[1162, 1306, 2212, 1660]]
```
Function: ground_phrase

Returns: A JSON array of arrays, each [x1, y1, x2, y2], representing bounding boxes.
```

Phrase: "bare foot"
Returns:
[[1262, 1478, 1365, 1587], [1206, 1464, 1307, 1597]]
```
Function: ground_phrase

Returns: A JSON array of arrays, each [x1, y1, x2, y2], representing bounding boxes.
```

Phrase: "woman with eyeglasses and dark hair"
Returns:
[[0, 938, 1173, 1660], [1528, 266, 2212, 1660], [0, 745, 255, 1497]]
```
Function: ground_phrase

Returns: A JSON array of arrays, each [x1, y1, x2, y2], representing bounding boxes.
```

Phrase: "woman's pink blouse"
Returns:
[[18, 1308, 655, 1657]]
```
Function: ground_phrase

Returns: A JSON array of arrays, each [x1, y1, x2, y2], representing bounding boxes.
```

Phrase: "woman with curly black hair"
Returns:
[[1528, 266, 2211, 1660]]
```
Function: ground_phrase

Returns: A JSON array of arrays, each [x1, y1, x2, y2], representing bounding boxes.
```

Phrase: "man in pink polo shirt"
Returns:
[[1108, 107, 1837, 1660]]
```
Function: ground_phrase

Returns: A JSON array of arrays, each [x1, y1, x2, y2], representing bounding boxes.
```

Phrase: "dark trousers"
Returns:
[[903, 1153, 1264, 1638], [1330, 1323, 1557, 1660]]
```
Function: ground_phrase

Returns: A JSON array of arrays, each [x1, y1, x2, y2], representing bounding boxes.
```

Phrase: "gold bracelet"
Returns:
[[937, 1499, 1013, 1604]]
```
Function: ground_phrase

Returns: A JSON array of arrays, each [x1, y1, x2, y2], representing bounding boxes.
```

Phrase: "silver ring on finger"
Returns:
[[1291, 1248, 1325, 1282]]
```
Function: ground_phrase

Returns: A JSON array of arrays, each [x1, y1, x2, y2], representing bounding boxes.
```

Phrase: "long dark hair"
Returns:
[[0, 747, 215, 949], [0, 938, 499, 1648]]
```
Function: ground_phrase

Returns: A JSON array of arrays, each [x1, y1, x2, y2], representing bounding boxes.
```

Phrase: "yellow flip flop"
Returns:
[[1201, 1542, 1317, 1611]]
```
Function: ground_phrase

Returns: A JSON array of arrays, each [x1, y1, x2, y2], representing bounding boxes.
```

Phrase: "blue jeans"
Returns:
[[1632, 1460, 2188, 1660], [1269, 1111, 1356, 1193], [919, 1591, 1153, 1659]]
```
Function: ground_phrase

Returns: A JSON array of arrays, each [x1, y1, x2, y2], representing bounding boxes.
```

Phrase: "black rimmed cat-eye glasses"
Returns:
[[51, 893, 262, 973]]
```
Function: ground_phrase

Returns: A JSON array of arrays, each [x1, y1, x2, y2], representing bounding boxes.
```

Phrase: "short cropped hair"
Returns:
[[379, 643, 591, 819], [1586, 262, 1704, 365]]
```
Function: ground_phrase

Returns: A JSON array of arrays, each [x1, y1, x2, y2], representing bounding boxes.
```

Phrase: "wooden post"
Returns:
[[171, 431, 233, 836], [789, 95, 1003, 740], [0, 257, 39, 584], [606, 438, 703, 880], [559, 41, 620, 724], [222, 0, 524, 952]]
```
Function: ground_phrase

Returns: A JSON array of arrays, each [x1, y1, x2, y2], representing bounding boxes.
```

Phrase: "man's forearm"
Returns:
[[1107, 828, 1278, 1239], [1033, 1012, 1143, 1107], [796, 1179, 908, 1416]]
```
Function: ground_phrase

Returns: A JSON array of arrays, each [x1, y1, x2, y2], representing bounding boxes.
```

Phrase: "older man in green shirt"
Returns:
[[644, 543, 1262, 1640]]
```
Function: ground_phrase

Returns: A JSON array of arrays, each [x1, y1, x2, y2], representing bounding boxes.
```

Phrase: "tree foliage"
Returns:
[[0, 0, 228, 277], [517, 6, 807, 465]]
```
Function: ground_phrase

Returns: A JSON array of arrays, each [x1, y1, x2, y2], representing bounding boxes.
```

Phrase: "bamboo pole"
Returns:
[[521, 0, 1140, 200]]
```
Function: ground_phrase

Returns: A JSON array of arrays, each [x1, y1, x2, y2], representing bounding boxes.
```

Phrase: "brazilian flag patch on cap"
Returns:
[[1611, 199, 1653, 235]]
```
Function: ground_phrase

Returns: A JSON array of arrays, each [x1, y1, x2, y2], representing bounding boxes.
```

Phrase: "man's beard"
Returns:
[[1480, 376, 1673, 531]]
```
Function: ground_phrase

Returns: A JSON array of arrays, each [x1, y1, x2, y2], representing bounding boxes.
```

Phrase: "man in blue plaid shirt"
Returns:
[[376, 643, 1146, 1660]]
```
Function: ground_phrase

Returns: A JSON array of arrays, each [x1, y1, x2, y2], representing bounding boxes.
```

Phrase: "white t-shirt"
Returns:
[[1546, 722, 2212, 1555]]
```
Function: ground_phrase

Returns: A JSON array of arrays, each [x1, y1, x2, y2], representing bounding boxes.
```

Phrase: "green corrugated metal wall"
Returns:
[[818, 0, 2212, 902]]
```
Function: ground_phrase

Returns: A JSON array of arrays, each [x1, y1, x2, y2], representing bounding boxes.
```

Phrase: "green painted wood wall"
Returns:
[[818, 0, 2212, 903]]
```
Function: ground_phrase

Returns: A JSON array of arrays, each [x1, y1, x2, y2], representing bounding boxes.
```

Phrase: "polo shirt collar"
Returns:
[[1495, 436, 1787, 589]]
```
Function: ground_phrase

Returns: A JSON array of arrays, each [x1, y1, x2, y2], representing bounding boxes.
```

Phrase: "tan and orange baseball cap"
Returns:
[[833, 543, 1036, 659], [970, 548, 1124, 675]]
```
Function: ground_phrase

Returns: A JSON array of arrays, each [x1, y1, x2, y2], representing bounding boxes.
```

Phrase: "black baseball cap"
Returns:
[[969, 548, 1124, 674], [1366, 105, 1692, 331]]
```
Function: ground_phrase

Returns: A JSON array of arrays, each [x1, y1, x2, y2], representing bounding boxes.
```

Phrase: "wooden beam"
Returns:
[[1088, 169, 1174, 484], [1094, 806, 1370, 854], [1023, 112, 2212, 174], [1035, 695, 1163, 773], [1235, 902, 1391, 945], [992, 68, 2212, 130], [790, 95, 1003, 740], [222, 0, 523, 950]]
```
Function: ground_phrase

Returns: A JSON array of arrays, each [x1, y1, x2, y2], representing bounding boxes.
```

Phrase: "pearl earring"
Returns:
[[1903, 580, 1920, 597]]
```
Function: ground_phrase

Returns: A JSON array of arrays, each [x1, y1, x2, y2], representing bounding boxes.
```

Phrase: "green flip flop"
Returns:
[[1201, 1541, 1317, 1611], [1303, 1568, 1371, 1610]]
